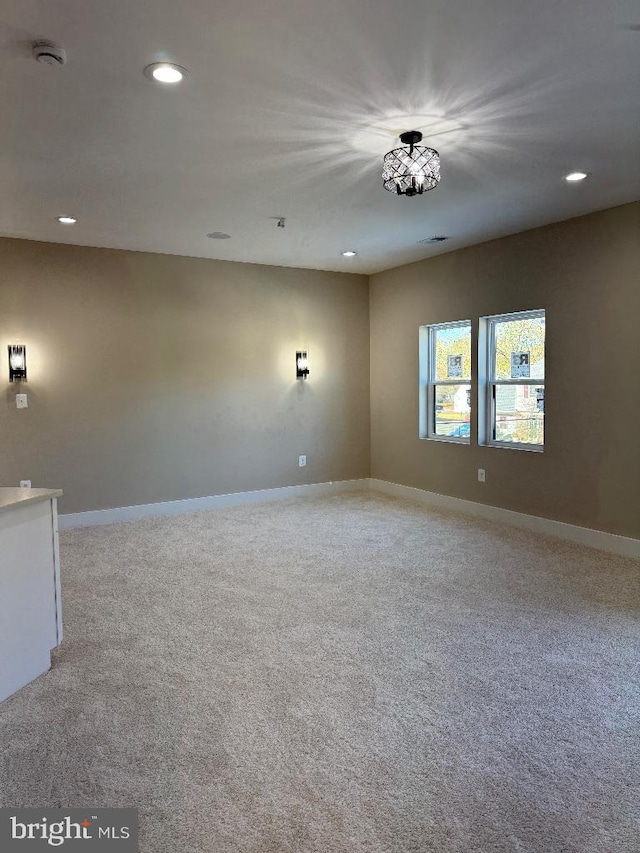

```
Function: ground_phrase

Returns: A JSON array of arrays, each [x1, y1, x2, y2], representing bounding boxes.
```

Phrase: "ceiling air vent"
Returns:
[[417, 236, 449, 244], [207, 232, 231, 240]]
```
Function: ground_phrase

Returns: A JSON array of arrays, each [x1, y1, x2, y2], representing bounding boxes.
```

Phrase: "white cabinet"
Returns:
[[0, 489, 63, 703]]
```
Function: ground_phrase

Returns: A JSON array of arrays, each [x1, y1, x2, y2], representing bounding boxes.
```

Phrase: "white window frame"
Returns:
[[479, 309, 545, 452], [419, 320, 471, 444]]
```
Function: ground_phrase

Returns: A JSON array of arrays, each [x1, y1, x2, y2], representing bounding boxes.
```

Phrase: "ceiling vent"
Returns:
[[417, 236, 449, 244], [207, 232, 231, 240], [32, 40, 67, 66]]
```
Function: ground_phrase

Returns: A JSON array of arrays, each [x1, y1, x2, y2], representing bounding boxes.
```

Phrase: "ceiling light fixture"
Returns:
[[342, 250, 357, 257], [383, 131, 440, 197], [57, 216, 77, 225], [144, 63, 188, 84], [564, 171, 588, 182]]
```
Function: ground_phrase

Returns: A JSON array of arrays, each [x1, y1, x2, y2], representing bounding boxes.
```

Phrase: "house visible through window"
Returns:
[[419, 321, 471, 443], [482, 309, 545, 450]]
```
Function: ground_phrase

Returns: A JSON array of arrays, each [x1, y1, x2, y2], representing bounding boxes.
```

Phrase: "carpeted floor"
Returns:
[[1, 491, 639, 852]]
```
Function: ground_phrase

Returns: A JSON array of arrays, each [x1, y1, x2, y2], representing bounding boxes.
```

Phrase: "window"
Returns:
[[481, 310, 545, 450], [419, 321, 471, 442]]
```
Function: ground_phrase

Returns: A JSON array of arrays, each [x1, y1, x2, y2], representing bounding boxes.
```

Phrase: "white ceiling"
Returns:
[[1, 0, 639, 274]]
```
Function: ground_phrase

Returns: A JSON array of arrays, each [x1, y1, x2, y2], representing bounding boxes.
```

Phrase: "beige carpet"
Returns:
[[1, 491, 639, 852]]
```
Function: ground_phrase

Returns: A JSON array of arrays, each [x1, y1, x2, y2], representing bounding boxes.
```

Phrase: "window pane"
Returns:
[[493, 314, 545, 380], [434, 384, 471, 438], [494, 384, 544, 445], [433, 325, 471, 381]]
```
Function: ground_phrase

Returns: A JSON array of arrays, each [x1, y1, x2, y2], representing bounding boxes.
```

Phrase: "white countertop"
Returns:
[[0, 488, 63, 515]]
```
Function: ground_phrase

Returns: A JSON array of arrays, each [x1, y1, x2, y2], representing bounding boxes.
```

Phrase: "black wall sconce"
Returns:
[[8, 344, 27, 382], [296, 350, 309, 380]]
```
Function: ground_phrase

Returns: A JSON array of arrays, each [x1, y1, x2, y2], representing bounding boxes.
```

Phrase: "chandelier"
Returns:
[[382, 130, 440, 197]]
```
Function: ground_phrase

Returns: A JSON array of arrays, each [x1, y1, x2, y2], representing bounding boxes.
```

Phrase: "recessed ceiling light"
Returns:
[[564, 171, 588, 182], [57, 216, 77, 225], [342, 250, 357, 257], [144, 63, 188, 84], [207, 232, 231, 240]]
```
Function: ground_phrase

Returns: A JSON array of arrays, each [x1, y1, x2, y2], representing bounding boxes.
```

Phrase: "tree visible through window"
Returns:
[[485, 310, 545, 449], [419, 321, 471, 442]]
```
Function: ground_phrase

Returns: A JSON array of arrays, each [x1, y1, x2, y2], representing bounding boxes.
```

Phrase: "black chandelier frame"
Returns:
[[382, 130, 441, 197]]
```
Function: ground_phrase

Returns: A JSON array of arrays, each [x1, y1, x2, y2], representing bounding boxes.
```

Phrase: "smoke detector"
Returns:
[[32, 41, 67, 66]]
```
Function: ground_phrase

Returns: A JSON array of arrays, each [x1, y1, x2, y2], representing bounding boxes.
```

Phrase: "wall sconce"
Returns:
[[8, 345, 27, 382], [296, 350, 309, 380]]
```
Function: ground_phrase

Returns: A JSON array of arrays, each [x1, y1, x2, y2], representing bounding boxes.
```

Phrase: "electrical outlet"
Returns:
[[16, 393, 28, 409], [478, 468, 486, 482], [299, 455, 307, 467], [20, 480, 32, 488]]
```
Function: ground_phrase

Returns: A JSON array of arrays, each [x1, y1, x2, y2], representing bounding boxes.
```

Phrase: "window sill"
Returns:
[[422, 436, 471, 446], [484, 441, 543, 453]]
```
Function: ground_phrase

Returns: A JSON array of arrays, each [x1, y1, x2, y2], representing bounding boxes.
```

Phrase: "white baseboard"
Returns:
[[369, 479, 640, 559], [59, 476, 640, 559], [58, 479, 370, 530]]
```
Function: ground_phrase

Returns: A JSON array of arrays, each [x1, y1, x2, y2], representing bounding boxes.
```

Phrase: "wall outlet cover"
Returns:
[[16, 393, 28, 409], [20, 480, 32, 488], [299, 455, 307, 467], [478, 468, 486, 482]]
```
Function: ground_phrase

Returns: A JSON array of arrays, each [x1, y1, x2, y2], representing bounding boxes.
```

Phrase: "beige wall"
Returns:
[[2, 202, 639, 535], [0, 240, 370, 513], [370, 202, 640, 539]]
